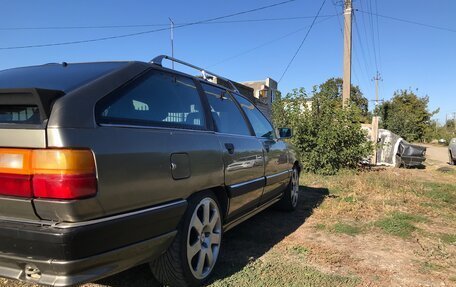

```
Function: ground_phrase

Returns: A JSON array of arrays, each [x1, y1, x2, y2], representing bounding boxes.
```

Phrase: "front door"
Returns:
[[201, 83, 265, 220], [233, 94, 291, 204]]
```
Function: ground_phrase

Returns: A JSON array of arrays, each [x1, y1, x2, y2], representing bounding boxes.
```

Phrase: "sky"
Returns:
[[0, 0, 454, 123]]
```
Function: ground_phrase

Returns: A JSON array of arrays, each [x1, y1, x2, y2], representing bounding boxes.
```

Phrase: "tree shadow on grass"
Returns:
[[95, 185, 329, 287]]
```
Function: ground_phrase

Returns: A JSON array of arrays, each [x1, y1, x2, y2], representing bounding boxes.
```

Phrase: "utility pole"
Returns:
[[342, 0, 353, 108], [371, 71, 382, 165], [169, 17, 175, 69], [453, 112, 456, 131], [373, 71, 383, 107]]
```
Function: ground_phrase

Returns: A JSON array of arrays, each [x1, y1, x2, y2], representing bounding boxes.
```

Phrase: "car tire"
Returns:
[[276, 166, 300, 211], [395, 155, 402, 168], [150, 191, 223, 287]]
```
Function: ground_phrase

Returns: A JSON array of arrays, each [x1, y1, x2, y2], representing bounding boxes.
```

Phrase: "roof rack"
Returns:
[[151, 55, 240, 93]]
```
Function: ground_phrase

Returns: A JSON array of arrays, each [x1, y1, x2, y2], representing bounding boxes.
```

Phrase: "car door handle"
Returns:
[[224, 143, 235, 154]]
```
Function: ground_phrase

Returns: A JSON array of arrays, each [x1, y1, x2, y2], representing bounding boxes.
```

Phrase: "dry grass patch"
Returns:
[[301, 167, 456, 285]]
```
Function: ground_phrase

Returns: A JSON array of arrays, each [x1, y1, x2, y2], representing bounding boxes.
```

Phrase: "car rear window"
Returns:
[[0, 105, 40, 124], [96, 70, 206, 130]]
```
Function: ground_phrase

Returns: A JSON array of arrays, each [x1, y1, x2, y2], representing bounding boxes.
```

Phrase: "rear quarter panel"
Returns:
[[41, 126, 224, 221]]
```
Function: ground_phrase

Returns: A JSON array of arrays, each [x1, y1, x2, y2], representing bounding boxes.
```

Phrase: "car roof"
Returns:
[[0, 62, 131, 93]]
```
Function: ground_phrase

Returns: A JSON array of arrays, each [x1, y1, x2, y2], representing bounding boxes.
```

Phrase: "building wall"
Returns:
[[241, 78, 278, 121]]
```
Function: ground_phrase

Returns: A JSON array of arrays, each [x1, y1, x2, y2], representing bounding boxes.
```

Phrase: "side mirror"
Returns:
[[278, 127, 292, 139]]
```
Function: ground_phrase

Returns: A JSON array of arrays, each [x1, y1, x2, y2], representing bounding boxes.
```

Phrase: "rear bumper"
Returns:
[[0, 200, 187, 286], [400, 155, 426, 166]]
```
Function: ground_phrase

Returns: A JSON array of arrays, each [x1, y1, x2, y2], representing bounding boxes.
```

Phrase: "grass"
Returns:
[[210, 250, 359, 287], [421, 182, 456, 205], [375, 211, 427, 238], [288, 245, 309, 256], [315, 223, 326, 230], [440, 233, 456, 245], [299, 168, 455, 285], [333, 223, 361, 236], [436, 166, 456, 174], [419, 262, 444, 274], [342, 195, 357, 203]]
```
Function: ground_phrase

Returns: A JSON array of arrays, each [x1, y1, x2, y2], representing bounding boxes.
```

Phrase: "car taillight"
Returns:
[[32, 149, 97, 199], [0, 149, 96, 199], [0, 149, 34, 197]]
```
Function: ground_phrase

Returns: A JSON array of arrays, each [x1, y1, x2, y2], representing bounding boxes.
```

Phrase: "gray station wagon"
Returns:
[[0, 56, 300, 287]]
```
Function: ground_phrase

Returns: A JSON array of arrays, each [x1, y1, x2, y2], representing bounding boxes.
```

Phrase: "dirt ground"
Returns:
[[1, 152, 455, 287], [422, 144, 450, 166]]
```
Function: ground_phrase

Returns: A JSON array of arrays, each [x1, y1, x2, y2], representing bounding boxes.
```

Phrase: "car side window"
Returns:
[[96, 70, 206, 129], [234, 94, 275, 139], [201, 83, 251, 136]]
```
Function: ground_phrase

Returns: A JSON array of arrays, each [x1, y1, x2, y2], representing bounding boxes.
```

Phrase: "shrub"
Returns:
[[272, 88, 372, 175]]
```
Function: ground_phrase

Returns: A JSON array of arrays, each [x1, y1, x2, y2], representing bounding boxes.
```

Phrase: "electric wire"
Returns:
[[0, 14, 339, 31], [353, 12, 373, 82], [278, 0, 328, 83], [209, 15, 338, 68], [358, 9, 456, 33], [0, 0, 300, 50], [367, 0, 379, 72], [357, 0, 375, 73], [331, 0, 344, 35], [374, 0, 382, 72]]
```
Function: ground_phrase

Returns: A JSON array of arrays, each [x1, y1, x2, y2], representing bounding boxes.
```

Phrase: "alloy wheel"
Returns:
[[291, 168, 299, 207], [186, 198, 222, 280]]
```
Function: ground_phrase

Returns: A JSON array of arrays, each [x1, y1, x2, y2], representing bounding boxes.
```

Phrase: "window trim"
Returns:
[[95, 68, 209, 131], [232, 92, 277, 139], [199, 81, 255, 137]]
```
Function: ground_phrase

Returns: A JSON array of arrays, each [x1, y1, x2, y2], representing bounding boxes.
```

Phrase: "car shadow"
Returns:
[[94, 185, 329, 287]]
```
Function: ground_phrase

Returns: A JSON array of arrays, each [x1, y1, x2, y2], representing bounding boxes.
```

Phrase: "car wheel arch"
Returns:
[[188, 186, 229, 223]]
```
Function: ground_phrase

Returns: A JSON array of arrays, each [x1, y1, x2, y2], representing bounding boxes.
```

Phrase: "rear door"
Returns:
[[91, 70, 223, 217], [233, 94, 291, 204], [201, 83, 264, 220]]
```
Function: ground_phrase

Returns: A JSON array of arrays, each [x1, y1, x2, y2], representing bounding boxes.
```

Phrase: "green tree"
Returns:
[[272, 83, 372, 175], [426, 120, 456, 145], [445, 119, 455, 130], [311, 78, 369, 121], [377, 89, 438, 142]]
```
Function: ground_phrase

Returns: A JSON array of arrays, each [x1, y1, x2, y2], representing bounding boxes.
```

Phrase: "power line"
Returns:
[[367, 0, 379, 71], [358, 9, 456, 33], [0, 0, 300, 50], [0, 14, 339, 31], [357, 0, 375, 74], [0, 24, 167, 30], [209, 15, 338, 68], [374, 0, 382, 72], [331, 0, 343, 35], [353, 12, 373, 83], [278, 0, 328, 83]]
